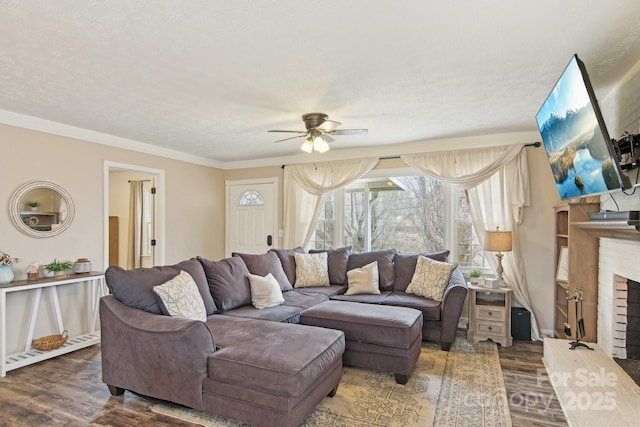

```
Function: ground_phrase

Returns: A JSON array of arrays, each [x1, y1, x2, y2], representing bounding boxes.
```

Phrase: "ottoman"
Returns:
[[300, 300, 423, 384]]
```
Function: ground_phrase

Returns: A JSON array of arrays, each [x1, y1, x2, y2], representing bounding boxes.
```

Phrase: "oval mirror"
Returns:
[[9, 181, 75, 238]]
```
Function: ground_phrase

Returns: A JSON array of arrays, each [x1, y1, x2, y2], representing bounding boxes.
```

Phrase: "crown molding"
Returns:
[[0, 109, 224, 169], [0, 109, 540, 171]]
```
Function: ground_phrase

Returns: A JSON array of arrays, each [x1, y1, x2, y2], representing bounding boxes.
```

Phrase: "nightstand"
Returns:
[[467, 283, 512, 347]]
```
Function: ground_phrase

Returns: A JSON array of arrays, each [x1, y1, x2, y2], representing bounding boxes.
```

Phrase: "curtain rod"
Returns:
[[128, 179, 151, 182], [282, 142, 541, 167]]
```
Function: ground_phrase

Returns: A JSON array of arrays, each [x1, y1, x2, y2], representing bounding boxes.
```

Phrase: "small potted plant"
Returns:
[[44, 259, 73, 278], [27, 201, 40, 211], [467, 268, 484, 285]]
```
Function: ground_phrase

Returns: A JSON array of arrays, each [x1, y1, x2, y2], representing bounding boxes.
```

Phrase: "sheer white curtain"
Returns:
[[127, 180, 145, 269], [283, 158, 379, 248], [402, 144, 541, 340]]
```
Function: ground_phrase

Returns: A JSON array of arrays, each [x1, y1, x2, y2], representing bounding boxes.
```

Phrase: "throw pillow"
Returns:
[[393, 250, 451, 292], [406, 255, 458, 301], [269, 247, 306, 285], [308, 246, 351, 285], [345, 261, 380, 295], [153, 270, 207, 321], [293, 252, 330, 288], [347, 249, 396, 291], [105, 258, 216, 315], [198, 256, 252, 312], [232, 252, 293, 292], [248, 273, 285, 309]]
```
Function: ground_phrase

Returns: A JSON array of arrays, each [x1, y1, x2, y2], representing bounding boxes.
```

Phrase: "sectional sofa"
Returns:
[[100, 247, 467, 426]]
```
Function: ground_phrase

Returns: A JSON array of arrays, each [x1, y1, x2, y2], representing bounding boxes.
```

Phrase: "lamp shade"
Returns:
[[484, 228, 512, 252]]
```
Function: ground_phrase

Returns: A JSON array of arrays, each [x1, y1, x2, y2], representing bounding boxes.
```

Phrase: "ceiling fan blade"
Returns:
[[330, 129, 368, 136], [323, 135, 335, 143], [316, 120, 342, 132], [268, 130, 307, 134], [273, 134, 308, 143]]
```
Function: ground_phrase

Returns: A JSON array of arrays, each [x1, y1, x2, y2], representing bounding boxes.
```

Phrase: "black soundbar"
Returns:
[[587, 211, 640, 221]]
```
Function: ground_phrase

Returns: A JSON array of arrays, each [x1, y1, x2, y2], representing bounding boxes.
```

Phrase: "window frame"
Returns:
[[310, 167, 488, 272]]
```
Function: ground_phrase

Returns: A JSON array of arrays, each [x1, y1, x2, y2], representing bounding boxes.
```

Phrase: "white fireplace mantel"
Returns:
[[573, 221, 640, 241]]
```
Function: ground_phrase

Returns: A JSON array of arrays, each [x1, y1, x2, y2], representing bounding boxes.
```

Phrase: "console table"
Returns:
[[0, 272, 106, 376]]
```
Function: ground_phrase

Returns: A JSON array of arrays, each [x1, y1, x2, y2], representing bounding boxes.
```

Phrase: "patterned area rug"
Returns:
[[151, 335, 511, 427]]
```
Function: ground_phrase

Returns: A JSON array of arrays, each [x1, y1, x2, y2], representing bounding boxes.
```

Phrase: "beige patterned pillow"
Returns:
[[345, 261, 380, 295], [405, 256, 457, 301], [293, 252, 330, 287], [153, 270, 207, 321]]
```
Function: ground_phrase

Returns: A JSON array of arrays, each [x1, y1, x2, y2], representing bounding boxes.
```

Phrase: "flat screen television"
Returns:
[[536, 54, 630, 200]]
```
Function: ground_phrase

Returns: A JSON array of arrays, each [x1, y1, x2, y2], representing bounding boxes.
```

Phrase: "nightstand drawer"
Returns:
[[475, 306, 506, 321], [475, 320, 504, 335]]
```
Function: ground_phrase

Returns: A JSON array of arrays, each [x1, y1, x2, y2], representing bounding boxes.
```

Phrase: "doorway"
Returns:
[[104, 161, 165, 269], [226, 178, 278, 256]]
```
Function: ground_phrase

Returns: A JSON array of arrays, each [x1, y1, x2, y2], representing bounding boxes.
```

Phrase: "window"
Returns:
[[309, 172, 487, 270], [239, 190, 264, 206]]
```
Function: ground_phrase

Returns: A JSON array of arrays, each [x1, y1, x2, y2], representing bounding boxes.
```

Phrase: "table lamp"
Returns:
[[484, 226, 512, 284]]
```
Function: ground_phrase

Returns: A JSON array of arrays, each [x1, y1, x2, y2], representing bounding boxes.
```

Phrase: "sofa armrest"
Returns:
[[439, 268, 469, 349], [100, 294, 216, 410]]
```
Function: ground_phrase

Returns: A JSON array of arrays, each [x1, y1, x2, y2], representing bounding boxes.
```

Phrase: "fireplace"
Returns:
[[598, 238, 640, 358]]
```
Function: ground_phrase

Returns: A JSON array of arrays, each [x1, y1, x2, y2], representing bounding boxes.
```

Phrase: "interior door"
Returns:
[[226, 179, 277, 256]]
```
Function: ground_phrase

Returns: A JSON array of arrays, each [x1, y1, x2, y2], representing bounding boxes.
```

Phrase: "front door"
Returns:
[[226, 179, 278, 256]]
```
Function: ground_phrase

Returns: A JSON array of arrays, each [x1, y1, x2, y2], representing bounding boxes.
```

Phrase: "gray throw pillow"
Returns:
[[269, 247, 305, 285], [198, 256, 252, 312], [105, 258, 216, 315], [308, 246, 351, 285], [232, 252, 293, 292], [347, 249, 396, 291]]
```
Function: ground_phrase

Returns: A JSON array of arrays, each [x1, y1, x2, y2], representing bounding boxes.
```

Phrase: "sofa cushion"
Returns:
[[345, 261, 380, 295], [207, 317, 344, 397], [296, 285, 347, 297], [198, 256, 252, 312], [406, 256, 458, 301], [232, 252, 293, 292], [282, 290, 329, 309], [347, 249, 396, 291], [382, 292, 442, 321], [105, 258, 216, 315], [220, 305, 302, 323], [331, 291, 392, 304], [309, 246, 351, 285], [293, 252, 330, 288], [153, 270, 207, 321], [248, 273, 285, 309], [393, 250, 451, 292], [269, 247, 305, 285]]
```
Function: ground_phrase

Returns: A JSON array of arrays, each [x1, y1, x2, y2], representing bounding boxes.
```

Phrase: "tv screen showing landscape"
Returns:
[[536, 54, 628, 200]]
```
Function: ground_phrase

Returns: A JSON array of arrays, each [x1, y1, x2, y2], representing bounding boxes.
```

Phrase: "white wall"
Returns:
[[0, 123, 225, 353]]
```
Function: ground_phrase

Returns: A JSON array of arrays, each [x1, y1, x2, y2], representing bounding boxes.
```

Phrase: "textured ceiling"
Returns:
[[2, 1, 640, 165]]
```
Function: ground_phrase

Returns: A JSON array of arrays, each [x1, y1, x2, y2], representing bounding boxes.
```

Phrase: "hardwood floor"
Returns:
[[0, 341, 566, 427], [499, 340, 568, 427]]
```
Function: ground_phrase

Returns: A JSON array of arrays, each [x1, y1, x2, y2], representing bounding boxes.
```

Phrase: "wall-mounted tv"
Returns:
[[536, 54, 630, 200]]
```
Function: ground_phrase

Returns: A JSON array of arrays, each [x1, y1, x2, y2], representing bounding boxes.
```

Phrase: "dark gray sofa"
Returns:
[[100, 247, 467, 426]]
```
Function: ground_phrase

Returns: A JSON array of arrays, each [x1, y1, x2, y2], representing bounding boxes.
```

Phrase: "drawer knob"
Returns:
[[488, 326, 493, 331], [488, 311, 493, 316]]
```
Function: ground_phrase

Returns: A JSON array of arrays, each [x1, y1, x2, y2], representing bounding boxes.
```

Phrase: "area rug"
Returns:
[[151, 335, 511, 427]]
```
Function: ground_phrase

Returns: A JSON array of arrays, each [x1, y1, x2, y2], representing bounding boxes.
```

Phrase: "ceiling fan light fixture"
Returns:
[[300, 138, 314, 153], [313, 135, 330, 153]]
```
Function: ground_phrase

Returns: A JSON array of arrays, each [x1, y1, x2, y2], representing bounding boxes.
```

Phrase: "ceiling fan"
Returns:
[[269, 113, 368, 153]]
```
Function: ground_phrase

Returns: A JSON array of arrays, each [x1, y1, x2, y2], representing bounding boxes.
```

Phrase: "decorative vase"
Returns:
[[73, 258, 91, 274], [0, 265, 15, 285]]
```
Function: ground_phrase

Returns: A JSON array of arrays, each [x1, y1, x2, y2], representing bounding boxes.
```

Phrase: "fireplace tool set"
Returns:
[[569, 288, 593, 351]]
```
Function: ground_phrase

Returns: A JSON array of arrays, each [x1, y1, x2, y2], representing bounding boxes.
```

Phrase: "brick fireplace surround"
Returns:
[[598, 238, 640, 358]]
